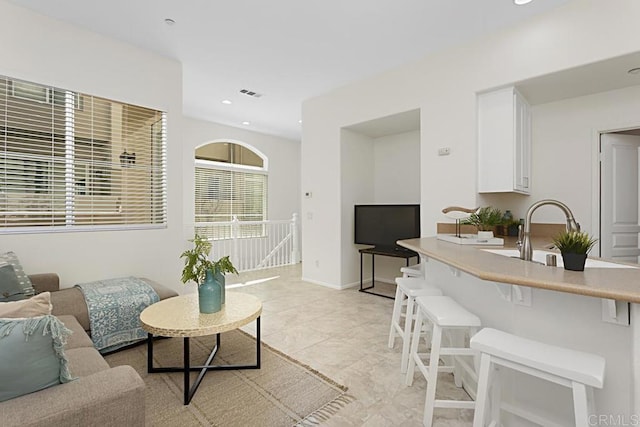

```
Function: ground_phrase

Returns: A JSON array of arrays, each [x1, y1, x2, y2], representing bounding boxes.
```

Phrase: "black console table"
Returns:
[[359, 246, 419, 299]]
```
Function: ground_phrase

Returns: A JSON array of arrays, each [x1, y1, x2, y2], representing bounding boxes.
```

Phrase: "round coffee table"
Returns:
[[140, 291, 262, 404]]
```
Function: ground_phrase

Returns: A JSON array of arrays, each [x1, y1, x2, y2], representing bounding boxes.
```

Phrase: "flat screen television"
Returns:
[[354, 204, 420, 250]]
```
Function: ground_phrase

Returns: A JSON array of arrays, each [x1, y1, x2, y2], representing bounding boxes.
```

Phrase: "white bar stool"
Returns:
[[470, 328, 605, 427], [406, 296, 481, 427], [401, 261, 425, 278], [388, 277, 442, 373]]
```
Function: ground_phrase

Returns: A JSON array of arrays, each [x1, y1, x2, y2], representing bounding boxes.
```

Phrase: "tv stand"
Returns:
[[359, 246, 419, 299]]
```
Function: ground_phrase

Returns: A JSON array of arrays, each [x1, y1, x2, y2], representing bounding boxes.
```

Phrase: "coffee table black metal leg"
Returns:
[[257, 316, 261, 368], [184, 337, 190, 405], [147, 333, 154, 373]]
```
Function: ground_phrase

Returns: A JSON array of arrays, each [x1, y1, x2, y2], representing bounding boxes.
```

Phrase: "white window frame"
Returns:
[[0, 76, 167, 234], [194, 146, 268, 240]]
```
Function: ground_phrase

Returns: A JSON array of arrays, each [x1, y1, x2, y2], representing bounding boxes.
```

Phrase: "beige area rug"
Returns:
[[104, 330, 353, 426]]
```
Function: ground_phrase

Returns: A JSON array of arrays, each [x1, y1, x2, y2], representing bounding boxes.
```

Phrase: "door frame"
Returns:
[[592, 121, 640, 258]]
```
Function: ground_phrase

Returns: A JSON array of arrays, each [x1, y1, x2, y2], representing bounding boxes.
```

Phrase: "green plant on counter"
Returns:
[[463, 207, 504, 231], [180, 234, 239, 286], [552, 231, 597, 255]]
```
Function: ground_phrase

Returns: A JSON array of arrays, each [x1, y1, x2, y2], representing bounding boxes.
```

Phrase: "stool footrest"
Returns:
[[434, 400, 476, 409], [439, 347, 476, 356]]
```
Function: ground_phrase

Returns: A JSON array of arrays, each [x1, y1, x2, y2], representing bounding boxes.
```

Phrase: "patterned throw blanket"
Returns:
[[75, 277, 159, 354]]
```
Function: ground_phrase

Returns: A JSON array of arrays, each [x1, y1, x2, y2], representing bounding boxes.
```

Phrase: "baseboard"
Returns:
[[301, 277, 351, 290], [301, 276, 396, 291]]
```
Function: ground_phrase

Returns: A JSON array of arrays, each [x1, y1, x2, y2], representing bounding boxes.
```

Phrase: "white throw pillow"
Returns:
[[0, 292, 52, 318]]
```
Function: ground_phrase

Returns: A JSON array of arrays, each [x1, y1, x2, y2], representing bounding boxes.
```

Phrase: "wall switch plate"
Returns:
[[438, 147, 451, 156]]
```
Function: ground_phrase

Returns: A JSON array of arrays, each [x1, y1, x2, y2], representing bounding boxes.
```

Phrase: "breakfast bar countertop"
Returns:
[[397, 237, 640, 303]]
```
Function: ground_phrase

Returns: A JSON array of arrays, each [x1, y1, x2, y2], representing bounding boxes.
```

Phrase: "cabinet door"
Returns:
[[477, 88, 515, 193], [514, 90, 531, 193]]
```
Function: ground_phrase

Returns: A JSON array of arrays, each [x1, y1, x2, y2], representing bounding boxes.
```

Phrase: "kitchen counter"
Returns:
[[398, 237, 640, 303]]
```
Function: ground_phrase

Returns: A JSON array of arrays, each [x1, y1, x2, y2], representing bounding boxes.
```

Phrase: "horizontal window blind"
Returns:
[[0, 76, 167, 232], [195, 163, 267, 240]]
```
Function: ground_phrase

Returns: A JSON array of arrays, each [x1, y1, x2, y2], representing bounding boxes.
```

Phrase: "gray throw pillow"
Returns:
[[0, 264, 25, 301], [0, 315, 74, 402], [0, 252, 35, 302]]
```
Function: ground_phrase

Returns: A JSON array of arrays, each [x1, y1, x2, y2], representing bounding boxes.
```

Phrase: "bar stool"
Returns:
[[406, 296, 481, 427], [388, 277, 442, 373], [470, 328, 606, 427], [401, 261, 425, 278]]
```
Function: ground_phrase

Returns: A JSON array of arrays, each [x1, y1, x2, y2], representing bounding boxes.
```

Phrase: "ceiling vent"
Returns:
[[240, 89, 263, 98]]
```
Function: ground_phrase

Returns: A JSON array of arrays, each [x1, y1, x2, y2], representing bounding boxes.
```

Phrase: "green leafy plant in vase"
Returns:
[[552, 230, 597, 271], [180, 234, 238, 313], [463, 207, 504, 239]]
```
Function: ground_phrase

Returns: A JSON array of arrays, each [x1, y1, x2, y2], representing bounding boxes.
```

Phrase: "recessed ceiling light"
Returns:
[[298, 120, 302, 124], [242, 121, 251, 126], [514, 0, 533, 4], [628, 67, 640, 75], [221, 99, 232, 105], [164, 18, 176, 25]]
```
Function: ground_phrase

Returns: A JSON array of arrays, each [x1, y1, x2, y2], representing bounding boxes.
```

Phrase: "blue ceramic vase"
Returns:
[[198, 270, 222, 314], [215, 270, 226, 304]]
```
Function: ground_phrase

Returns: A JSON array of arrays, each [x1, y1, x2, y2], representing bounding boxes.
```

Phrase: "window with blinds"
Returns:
[[0, 76, 167, 232], [194, 152, 267, 240]]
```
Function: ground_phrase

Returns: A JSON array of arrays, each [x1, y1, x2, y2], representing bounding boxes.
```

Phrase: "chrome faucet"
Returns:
[[519, 199, 580, 261]]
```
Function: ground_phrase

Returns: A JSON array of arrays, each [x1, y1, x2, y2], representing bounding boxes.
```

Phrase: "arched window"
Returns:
[[194, 141, 267, 239]]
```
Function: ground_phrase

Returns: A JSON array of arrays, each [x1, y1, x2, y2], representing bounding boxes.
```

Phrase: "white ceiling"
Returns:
[[10, 0, 571, 141]]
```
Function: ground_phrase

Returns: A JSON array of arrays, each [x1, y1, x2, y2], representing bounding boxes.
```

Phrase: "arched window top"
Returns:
[[195, 141, 267, 170]]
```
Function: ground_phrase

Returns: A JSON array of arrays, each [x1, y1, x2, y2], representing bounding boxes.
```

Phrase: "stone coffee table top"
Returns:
[[140, 291, 262, 337]]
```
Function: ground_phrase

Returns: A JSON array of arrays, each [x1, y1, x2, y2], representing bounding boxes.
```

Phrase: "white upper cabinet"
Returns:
[[477, 86, 531, 194]]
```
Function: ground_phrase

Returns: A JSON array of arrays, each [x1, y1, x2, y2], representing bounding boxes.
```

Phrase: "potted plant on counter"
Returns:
[[464, 206, 504, 239], [552, 230, 597, 271], [180, 234, 238, 313]]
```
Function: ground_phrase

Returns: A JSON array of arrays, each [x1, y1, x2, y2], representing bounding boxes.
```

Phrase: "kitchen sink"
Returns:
[[482, 249, 636, 269]]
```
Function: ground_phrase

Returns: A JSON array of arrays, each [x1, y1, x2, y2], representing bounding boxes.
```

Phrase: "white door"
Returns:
[[600, 133, 640, 262]]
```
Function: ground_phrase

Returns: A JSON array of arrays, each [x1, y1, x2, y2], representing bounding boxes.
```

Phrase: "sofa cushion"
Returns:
[[0, 315, 74, 402], [0, 365, 145, 427], [57, 315, 94, 350], [50, 287, 91, 331], [0, 292, 52, 318], [64, 347, 110, 377], [0, 252, 35, 301]]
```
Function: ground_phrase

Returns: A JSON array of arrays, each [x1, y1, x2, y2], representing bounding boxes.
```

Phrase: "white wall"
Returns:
[[0, 1, 185, 290], [338, 129, 375, 287], [370, 130, 421, 284], [181, 116, 301, 228], [301, 0, 640, 287], [373, 130, 420, 203]]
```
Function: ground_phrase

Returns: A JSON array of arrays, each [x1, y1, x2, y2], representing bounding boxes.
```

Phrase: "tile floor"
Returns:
[[227, 264, 473, 426]]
